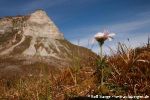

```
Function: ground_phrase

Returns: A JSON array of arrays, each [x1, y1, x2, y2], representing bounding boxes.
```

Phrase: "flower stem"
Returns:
[[101, 68, 104, 85], [99, 44, 104, 86], [100, 45, 103, 60]]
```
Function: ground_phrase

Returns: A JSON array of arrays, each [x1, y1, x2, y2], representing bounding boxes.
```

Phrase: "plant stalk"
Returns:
[[100, 44, 104, 86]]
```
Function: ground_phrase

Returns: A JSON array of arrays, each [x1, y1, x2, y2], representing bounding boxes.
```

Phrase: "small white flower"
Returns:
[[94, 32, 116, 45], [94, 32, 115, 41]]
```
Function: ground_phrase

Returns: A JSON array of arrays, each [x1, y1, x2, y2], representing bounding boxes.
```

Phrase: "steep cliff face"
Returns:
[[0, 10, 67, 57], [23, 10, 64, 39], [0, 10, 96, 70]]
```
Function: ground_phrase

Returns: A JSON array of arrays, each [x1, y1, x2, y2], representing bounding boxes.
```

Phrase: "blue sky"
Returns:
[[0, 0, 150, 54]]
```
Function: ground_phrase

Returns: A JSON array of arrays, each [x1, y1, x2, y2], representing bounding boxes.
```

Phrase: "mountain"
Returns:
[[0, 10, 97, 77]]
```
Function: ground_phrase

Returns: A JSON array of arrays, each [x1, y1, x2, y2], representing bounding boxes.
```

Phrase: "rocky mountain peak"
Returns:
[[29, 10, 50, 24], [0, 10, 65, 57], [23, 10, 64, 39], [0, 10, 96, 68]]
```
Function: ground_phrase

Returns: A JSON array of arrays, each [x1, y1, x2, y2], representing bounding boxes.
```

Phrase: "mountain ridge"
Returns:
[[0, 10, 97, 72]]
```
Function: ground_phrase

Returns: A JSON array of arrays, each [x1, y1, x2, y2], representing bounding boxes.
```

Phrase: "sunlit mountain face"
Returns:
[[0, 10, 97, 77]]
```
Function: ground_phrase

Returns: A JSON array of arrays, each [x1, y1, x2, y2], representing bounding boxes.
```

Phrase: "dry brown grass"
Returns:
[[0, 44, 149, 100]]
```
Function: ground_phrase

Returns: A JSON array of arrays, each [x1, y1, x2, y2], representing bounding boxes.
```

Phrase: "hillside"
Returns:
[[0, 10, 97, 78], [0, 43, 149, 99]]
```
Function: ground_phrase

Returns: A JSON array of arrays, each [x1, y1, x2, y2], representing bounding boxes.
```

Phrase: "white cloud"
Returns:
[[109, 18, 150, 33], [69, 17, 150, 54], [137, 11, 150, 18]]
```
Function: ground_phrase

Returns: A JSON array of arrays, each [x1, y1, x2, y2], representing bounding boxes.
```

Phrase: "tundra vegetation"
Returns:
[[0, 42, 149, 100]]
